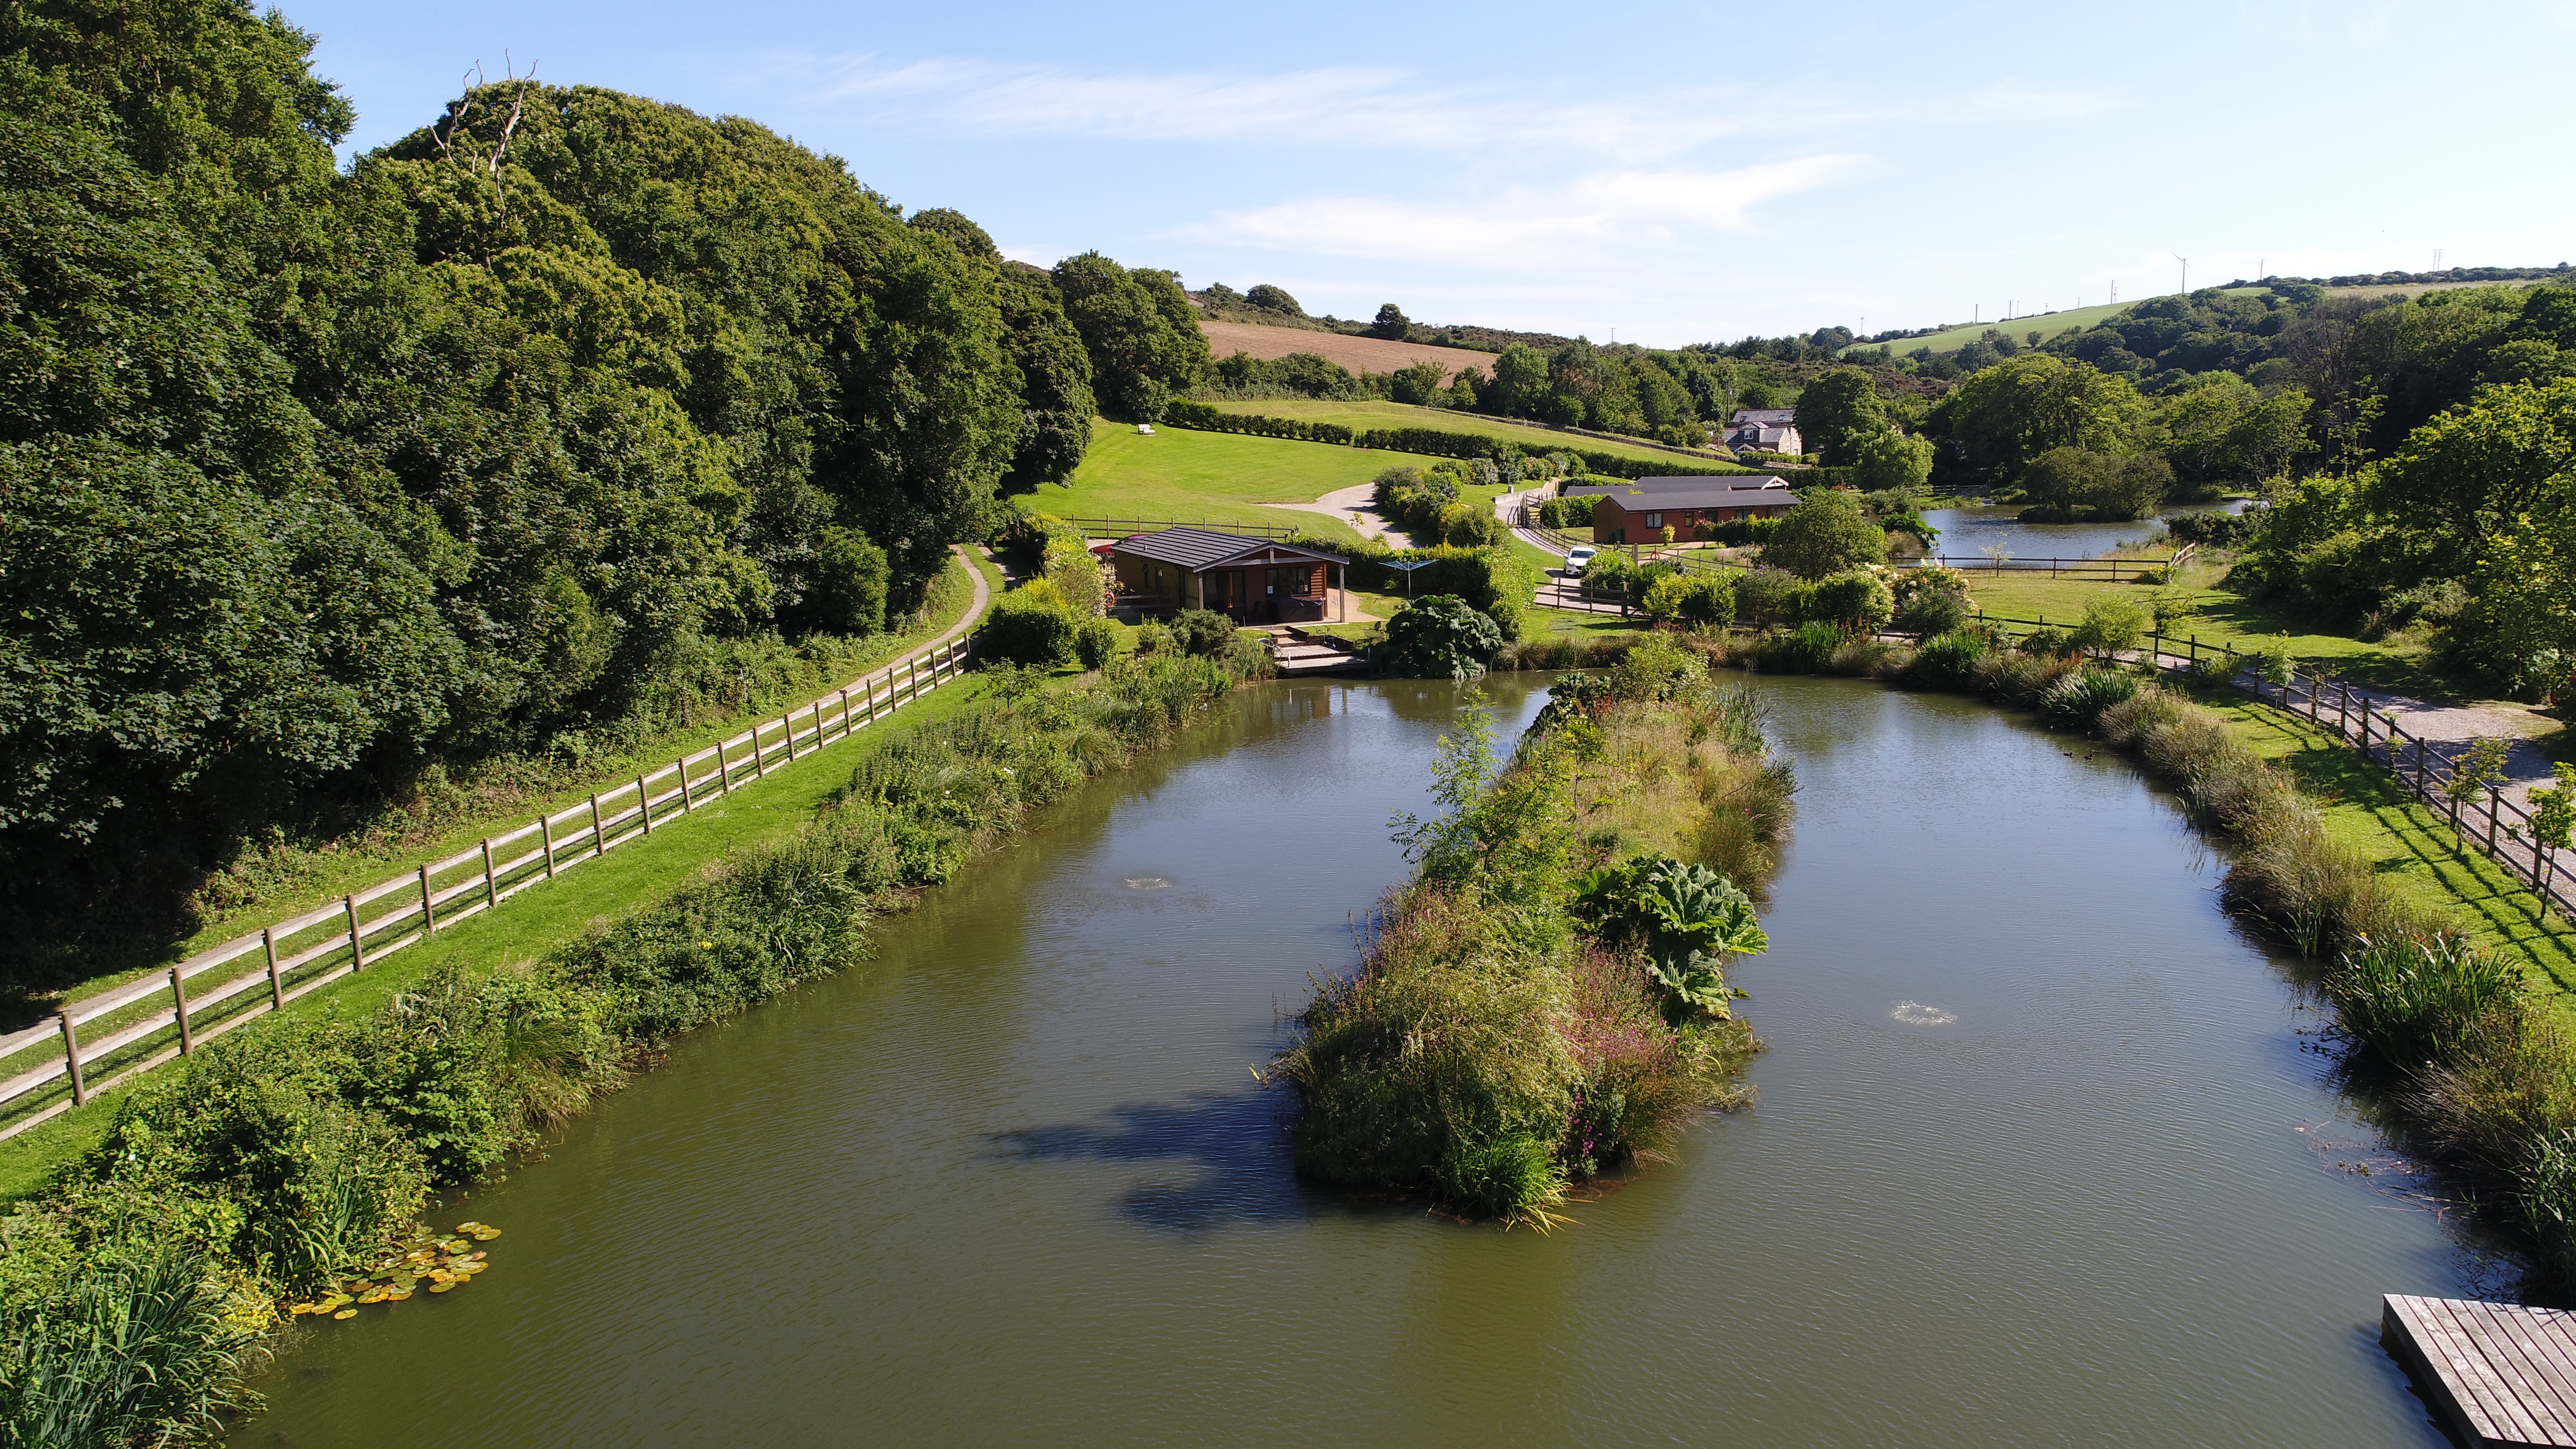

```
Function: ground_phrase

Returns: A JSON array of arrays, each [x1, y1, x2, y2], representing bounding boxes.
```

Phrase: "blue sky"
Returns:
[[293, 0, 2576, 347]]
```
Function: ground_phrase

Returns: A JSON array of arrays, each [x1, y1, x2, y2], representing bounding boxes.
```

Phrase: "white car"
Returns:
[[1563, 546, 1597, 576]]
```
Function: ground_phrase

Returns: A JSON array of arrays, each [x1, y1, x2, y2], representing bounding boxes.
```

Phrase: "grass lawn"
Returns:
[[1956, 556, 2484, 700], [1195, 399, 1740, 472], [2203, 689, 2576, 992], [1025, 420, 1381, 543]]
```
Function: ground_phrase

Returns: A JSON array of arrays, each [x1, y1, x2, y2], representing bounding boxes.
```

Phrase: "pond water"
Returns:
[[1921, 500, 2250, 564], [239, 675, 2482, 1448]]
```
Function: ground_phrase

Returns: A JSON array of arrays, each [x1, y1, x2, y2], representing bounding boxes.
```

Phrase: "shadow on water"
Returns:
[[987, 1089, 1324, 1233]]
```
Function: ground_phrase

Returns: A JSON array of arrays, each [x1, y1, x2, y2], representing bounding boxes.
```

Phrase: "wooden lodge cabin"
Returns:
[[1564, 475, 1795, 545], [1105, 527, 1352, 624]]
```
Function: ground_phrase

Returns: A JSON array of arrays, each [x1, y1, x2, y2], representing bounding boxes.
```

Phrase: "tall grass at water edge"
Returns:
[[1707, 618, 2576, 1287], [0, 651, 1251, 1444], [1272, 641, 1794, 1223]]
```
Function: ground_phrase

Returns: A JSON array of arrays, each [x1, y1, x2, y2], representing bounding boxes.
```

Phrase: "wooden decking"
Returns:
[[1266, 627, 1370, 676], [2384, 1294, 2576, 1446]]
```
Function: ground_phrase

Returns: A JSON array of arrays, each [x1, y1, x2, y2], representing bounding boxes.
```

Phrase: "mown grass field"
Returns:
[[1026, 421, 1381, 542], [1197, 398, 1731, 470]]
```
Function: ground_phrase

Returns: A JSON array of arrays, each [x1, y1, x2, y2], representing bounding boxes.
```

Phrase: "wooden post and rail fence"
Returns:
[[0, 634, 977, 1142], [1971, 609, 2576, 926]]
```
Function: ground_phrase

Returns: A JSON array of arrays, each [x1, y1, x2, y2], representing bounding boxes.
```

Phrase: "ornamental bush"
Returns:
[[1807, 569, 1895, 633], [983, 587, 1079, 666]]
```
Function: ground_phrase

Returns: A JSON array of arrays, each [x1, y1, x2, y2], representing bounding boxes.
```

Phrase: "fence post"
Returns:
[[837, 688, 852, 737], [2488, 786, 2501, 855], [2308, 678, 2320, 724], [58, 1012, 84, 1107], [718, 738, 735, 794], [2415, 735, 2429, 795], [589, 793, 606, 853], [263, 926, 284, 1009], [864, 676, 878, 724], [754, 724, 769, 778], [481, 837, 498, 908], [2338, 682, 2351, 739], [540, 814, 557, 878], [780, 715, 796, 763], [346, 894, 366, 971], [419, 864, 437, 933], [637, 776, 654, 833], [169, 966, 193, 1054]]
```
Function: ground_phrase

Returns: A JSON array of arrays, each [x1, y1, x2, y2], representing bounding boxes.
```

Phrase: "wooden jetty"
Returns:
[[2384, 1294, 2576, 1447]]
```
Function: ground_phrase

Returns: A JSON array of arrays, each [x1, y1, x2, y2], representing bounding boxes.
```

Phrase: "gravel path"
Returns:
[[1264, 482, 1402, 541]]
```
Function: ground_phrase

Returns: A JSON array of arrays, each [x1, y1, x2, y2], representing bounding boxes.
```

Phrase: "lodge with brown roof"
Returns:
[[1104, 527, 1352, 623], [1562, 475, 1797, 545]]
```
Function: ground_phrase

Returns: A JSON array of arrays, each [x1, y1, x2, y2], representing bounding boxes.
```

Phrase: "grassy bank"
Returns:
[[0, 650, 1257, 1443], [1271, 640, 1793, 1223], [1692, 618, 2576, 1283]]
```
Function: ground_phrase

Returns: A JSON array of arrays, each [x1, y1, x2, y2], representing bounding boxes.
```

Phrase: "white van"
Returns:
[[1563, 546, 1597, 576]]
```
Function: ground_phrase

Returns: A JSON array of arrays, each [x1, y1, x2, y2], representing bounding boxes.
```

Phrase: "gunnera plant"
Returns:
[[2040, 668, 2141, 730]]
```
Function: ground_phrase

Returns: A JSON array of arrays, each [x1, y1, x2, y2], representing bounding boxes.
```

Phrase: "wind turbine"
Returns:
[[2173, 254, 2189, 297]]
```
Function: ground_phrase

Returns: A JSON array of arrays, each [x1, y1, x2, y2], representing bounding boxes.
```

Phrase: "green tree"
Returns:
[[1370, 302, 1409, 339], [1931, 354, 2149, 483], [1794, 368, 1886, 465], [1053, 251, 1209, 422], [2364, 376, 2576, 575], [1763, 490, 1889, 578], [1481, 343, 1551, 418], [1390, 359, 1448, 406], [1847, 428, 1934, 492], [1245, 283, 1302, 315]]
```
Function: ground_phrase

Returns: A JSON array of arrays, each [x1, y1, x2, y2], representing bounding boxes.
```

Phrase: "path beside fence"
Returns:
[[0, 547, 995, 1142]]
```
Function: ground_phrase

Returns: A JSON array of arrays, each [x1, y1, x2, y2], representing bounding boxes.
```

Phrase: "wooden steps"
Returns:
[[2385, 1295, 2576, 1446]]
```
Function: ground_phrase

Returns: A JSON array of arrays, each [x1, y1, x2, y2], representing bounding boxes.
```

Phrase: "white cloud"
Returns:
[[755, 52, 2101, 163], [1174, 157, 1868, 266]]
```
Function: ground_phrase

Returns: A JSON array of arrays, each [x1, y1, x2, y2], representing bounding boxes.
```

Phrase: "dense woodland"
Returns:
[[0, 0, 1273, 984]]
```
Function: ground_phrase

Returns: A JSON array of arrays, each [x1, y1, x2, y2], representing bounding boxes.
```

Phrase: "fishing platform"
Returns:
[[2384, 1294, 2576, 1447]]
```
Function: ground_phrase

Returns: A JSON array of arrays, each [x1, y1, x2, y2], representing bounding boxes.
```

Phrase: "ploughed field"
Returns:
[[241, 675, 2477, 1447]]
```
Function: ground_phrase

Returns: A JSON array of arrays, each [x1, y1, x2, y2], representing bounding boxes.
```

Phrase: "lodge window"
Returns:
[[1265, 565, 1313, 597], [1645, 513, 1663, 528]]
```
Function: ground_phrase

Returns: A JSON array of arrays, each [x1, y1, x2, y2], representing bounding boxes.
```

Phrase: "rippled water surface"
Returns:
[[241, 675, 2476, 1447]]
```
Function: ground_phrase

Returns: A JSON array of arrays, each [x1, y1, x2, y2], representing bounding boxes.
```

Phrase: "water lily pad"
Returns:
[[428, 1282, 454, 1293], [332, 1308, 357, 1320], [471, 1228, 500, 1240]]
